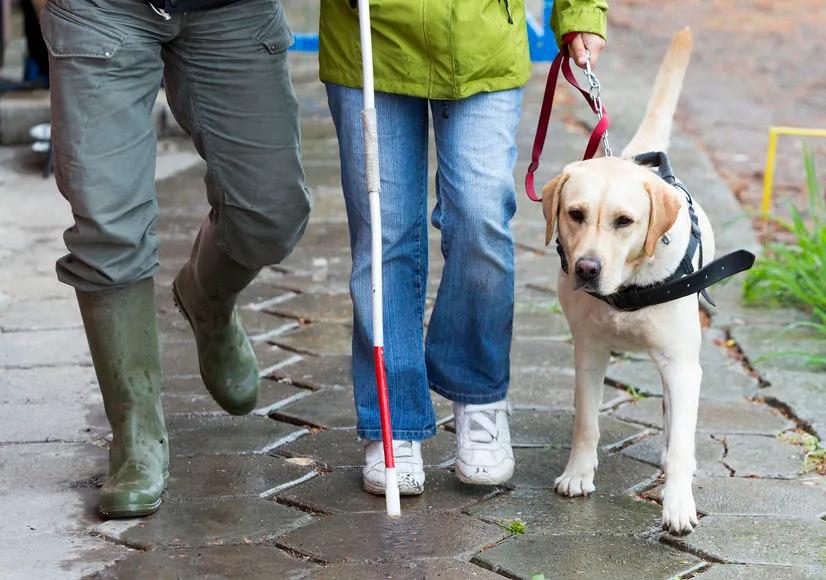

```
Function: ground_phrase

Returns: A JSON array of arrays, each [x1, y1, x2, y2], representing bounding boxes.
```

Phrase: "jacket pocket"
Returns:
[[40, 1, 124, 59], [253, 2, 294, 54]]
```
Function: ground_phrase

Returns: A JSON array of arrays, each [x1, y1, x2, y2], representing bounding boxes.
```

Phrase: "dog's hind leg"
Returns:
[[554, 340, 611, 497], [653, 354, 701, 535]]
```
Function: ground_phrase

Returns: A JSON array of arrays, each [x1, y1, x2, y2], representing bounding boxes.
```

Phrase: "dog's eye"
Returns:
[[615, 215, 634, 228], [568, 209, 585, 223]]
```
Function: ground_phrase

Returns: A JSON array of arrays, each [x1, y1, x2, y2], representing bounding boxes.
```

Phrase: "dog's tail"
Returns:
[[622, 27, 693, 157]]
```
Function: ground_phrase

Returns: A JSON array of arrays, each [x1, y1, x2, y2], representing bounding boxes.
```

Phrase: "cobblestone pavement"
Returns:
[[1, 4, 825, 579]]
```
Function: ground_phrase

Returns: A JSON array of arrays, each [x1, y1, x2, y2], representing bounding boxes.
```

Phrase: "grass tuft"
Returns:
[[743, 144, 826, 368]]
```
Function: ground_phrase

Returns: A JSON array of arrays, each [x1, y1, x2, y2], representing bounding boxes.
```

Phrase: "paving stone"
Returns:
[[278, 512, 506, 563], [239, 307, 296, 340], [509, 367, 631, 410], [510, 339, 575, 370], [509, 448, 659, 493], [273, 385, 357, 429], [271, 322, 353, 356], [96, 498, 312, 550], [504, 409, 645, 449], [0, 442, 106, 492], [606, 357, 757, 401], [512, 298, 571, 339], [167, 415, 303, 456], [466, 488, 662, 535], [278, 428, 456, 469], [90, 544, 319, 580], [622, 434, 730, 477], [279, 469, 500, 514], [268, 354, 353, 390], [760, 368, 826, 439], [167, 454, 312, 500], [473, 534, 700, 580], [0, 297, 82, 332], [265, 269, 352, 295], [613, 398, 789, 435], [308, 559, 502, 579], [265, 292, 353, 323], [0, 328, 90, 368], [698, 563, 826, 579], [674, 478, 826, 518], [722, 435, 806, 478], [667, 515, 826, 566], [161, 340, 200, 377], [0, 366, 107, 443], [729, 323, 825, 374], [0, 532, 131, 579], [252, 342, 298, 373]]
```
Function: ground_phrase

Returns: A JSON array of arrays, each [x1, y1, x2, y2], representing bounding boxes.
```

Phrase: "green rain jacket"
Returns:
[[319, 0, 608, 100]]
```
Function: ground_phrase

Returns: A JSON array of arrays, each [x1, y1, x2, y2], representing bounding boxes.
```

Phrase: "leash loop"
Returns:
[[524, 35, 612, 202]]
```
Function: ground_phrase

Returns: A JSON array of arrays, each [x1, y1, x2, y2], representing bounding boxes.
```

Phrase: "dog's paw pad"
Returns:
[[553, 471, 596, 497]]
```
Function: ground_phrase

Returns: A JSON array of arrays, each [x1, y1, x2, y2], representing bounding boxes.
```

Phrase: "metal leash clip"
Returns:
[[583, 49, 613, 157]]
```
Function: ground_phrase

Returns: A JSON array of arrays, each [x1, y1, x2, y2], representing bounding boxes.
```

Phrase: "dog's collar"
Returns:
[[556, 151, 755, 312]]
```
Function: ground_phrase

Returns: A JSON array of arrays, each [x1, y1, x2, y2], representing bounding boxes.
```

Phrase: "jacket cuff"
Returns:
[[552, 7, 608, 48]]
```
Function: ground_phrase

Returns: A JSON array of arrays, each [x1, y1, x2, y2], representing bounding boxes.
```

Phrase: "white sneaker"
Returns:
[[362, 440, 425, 496], [453, 399, 515, 485]]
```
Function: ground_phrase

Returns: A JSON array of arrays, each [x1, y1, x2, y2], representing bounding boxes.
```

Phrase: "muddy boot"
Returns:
[[76, 278, 169, 519], [172, 220, 260, 415]]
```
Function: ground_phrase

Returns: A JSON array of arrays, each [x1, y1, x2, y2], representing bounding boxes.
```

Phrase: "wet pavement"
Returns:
[[1, 2, 825, 578]]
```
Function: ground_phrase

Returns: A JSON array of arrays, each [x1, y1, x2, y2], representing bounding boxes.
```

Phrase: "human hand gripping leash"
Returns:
[[357, 0, 401, 519], [525, 34, 612, 202]]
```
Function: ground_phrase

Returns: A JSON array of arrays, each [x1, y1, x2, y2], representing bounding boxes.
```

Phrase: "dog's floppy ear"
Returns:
[[643, 181, 682, 257], [542, 173, 568, 246]]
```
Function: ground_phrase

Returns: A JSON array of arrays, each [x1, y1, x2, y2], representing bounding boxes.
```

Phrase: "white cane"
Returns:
[[357, 0, 401, 518]]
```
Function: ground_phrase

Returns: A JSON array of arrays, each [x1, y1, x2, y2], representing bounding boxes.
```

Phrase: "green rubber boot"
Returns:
[[172, 220, 261, 415], [76, 279, 169, 519]]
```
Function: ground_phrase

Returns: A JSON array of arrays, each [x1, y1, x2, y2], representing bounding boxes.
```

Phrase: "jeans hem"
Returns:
[[429, 382, 509, 404], [357, 427, 437, 442]]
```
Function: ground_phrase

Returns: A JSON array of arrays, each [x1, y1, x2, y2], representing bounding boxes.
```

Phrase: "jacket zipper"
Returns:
[[499, 0, 513, 25]]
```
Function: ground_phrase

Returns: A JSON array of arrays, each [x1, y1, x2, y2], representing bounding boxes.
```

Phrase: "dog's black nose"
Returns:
[[575, 257, 601, 281]]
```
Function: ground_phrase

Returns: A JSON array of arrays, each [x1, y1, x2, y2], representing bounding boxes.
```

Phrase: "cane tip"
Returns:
[[385, 469, 402, 518]]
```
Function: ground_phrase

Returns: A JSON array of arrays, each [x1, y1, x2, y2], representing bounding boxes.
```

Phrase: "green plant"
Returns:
[[502, 519, 527, 534], [626, 384, 647, 401], [743, 144, 826, 367], [778, 430, 826, 475]]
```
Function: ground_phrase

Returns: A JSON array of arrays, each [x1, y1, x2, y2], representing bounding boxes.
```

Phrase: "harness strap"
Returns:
[[525, 34, 611, 202], [599, 250, 755, 311]]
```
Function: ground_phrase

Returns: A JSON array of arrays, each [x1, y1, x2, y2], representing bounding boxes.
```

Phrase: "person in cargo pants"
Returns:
[[41, 0, 310, 518]]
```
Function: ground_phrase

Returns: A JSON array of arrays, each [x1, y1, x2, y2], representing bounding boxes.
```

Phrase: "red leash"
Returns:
[[525, 34, 611, 202]]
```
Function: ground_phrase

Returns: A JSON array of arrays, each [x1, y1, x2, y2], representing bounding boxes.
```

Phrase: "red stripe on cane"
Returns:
[[373, 346, 395, 469]]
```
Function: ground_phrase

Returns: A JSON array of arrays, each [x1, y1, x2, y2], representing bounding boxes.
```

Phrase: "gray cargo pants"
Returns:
[[41, 0, 311, 291]]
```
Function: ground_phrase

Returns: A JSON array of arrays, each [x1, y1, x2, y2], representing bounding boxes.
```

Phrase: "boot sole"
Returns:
[[171, 281, 255, 416], [99, 497, 162, 519]]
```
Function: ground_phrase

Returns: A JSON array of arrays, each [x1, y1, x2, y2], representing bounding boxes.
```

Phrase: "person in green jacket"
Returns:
[[320, 0, 608, 495]]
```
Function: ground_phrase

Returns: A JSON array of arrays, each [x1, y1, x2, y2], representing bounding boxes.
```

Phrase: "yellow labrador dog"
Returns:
[[543, 29, 710, 535]]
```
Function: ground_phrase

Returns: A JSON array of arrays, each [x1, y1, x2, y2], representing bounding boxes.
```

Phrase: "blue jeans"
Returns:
[[326, 83, 522, 441]]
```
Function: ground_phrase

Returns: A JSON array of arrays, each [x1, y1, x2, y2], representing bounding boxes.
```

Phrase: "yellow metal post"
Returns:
[[761, 126, 826, 216]]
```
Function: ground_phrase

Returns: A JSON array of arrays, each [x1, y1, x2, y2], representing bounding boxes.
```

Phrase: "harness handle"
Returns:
[[525, 33, 611, 202]]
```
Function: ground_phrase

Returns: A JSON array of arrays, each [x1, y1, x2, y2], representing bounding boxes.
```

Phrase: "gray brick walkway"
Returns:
[[1, 4, 824, 578]]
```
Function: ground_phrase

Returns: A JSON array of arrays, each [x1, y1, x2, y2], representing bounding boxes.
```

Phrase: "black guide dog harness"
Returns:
[[556, 151, 756, 312]]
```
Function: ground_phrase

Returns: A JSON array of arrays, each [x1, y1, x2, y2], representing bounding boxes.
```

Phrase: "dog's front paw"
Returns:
[[661, 486, 698, 535], [554, 467, 596, 497]]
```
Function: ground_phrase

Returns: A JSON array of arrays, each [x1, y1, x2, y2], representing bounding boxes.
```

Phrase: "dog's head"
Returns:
[[542, 157, 682, 295]]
